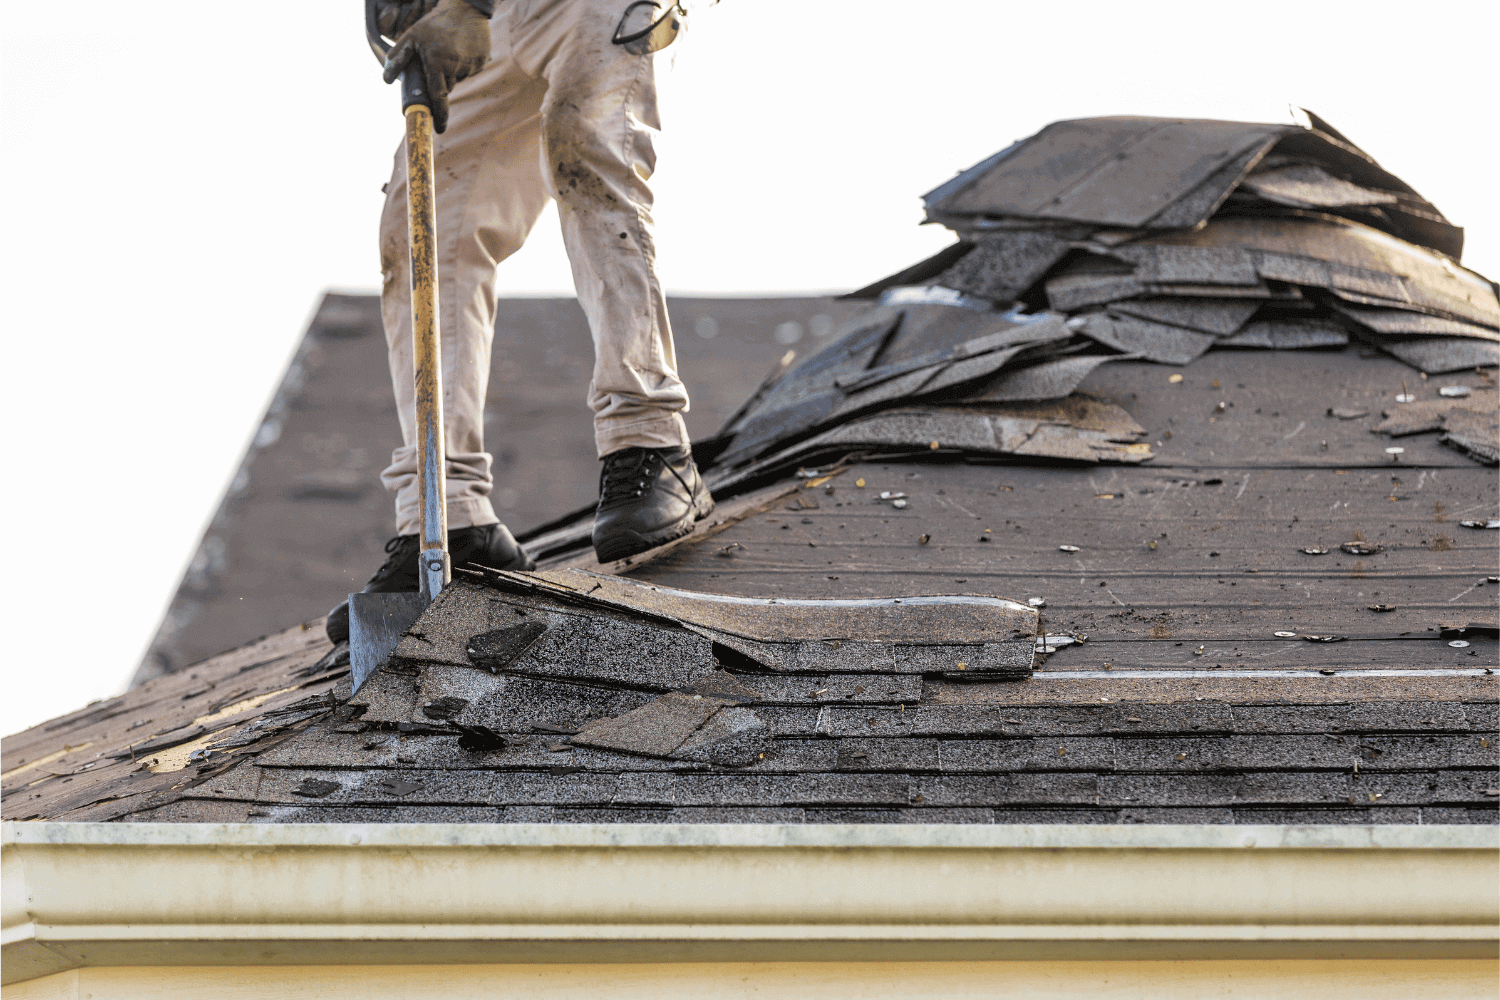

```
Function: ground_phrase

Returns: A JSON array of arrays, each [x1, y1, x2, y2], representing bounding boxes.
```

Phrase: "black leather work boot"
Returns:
[[325, 523, 534, 643], [592, 446, 714, 563]]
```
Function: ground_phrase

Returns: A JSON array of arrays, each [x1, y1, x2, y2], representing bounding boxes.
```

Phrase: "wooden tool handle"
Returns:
[[405, 103, 450, 601]]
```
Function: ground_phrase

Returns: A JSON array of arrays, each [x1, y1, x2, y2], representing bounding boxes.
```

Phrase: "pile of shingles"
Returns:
[[709, 290, 1153, 476], [707, 113, 1499, 477], [867, 112, 1500, 372]]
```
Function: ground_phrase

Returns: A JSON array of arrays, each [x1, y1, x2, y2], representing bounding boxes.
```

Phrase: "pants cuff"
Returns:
[[595, 412, 690, 458]]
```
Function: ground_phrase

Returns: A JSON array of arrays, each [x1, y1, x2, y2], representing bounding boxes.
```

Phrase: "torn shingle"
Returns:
[[1240, 164, 1402, 210], [680, 670, 761, 703], [1045, 268, 1146, 312], [927, 118, 1289, 228], [1217, 319, 1349, 350], [673, 707, 773, 766], [963, 354, 1134, 402], [396, 580, 719, 691], [1378, 338, 1500, 375], [1108, 298, 1261, 337], [458, 676, 656, 732], [1146, 138, 1278, 229], [421, 696, 469, 721], [1159, 217, 1493, 328], [291, 778, 340, 798], [570, 692, 724, 758], [691, 113, 1495, 484], [453, 723, 508, 753], [466, 620, 547, 671], [733, 403, 1151, 471], [509, 570, 1039, 652], [1074, 314, 1217, 366], [1329, 303, 1500, 341], [1437, 409, 1500, 465], [378, 778, 424, 797], [1106, 245, 1261, 287], [934, 231, 1076, 302]]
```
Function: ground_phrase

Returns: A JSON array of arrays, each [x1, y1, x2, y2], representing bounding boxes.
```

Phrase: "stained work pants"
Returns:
[[379, 0, 690, 536]]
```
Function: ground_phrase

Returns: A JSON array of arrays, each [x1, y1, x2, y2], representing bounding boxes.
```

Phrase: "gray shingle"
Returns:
[[673, 707, 774, 766], [612, 772, 679, 806], [669, 773, 914, 807], [255, 805, 504, 823], [835, 738, 940, 772], [463, 676, 656, 732], [570, 692, 721, 757], [914, 773, 1099, 807], [1419, 806, 1500, 824], [1118, 807, 1235, 824], [802, 808, 904, 824], [484, 771, 621, 806], [897, 807, 996, 824], [749, 674, 923, 705], [668, 807, 808, 823], [1357, 735, 1497, 770], [1342, 701, 1475, 732], [938, 737, 1116, 772], [990, 808, 1118, 824], [1430, 770, 1500, 803], [1233, 806, 1423, 825]]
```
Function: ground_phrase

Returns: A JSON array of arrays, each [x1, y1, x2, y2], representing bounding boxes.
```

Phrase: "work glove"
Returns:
[[382, 0, 491, 133], [377, 0, 439, 38]]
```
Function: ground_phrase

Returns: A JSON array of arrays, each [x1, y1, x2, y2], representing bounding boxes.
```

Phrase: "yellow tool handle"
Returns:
[[406, 103, 450, 601]]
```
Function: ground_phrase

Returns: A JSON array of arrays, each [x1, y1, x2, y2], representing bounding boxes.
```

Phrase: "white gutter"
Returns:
[[4, 822, 1496, 985]]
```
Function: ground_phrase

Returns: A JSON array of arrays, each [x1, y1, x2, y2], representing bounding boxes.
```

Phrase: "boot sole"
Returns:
[[594, 495, 715, 563]]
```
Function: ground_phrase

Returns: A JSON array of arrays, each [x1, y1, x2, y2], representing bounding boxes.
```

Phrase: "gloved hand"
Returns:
[[382, 0, 491, 133], [376, 0, 439, 40]]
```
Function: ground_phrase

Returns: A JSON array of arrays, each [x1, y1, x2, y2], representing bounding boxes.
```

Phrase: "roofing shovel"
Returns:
[[349, 5, 451, 695]]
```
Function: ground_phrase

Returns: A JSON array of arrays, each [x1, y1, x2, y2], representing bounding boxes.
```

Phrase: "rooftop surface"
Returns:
[[6, 344, 1495, 825], [5, 114, 1497, 827]]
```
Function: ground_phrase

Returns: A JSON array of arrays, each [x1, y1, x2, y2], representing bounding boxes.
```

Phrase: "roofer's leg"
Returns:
[[328, 16, 550, 644], [519, 0, 712, 562]]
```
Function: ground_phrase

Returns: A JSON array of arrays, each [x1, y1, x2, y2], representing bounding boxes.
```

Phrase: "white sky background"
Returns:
[[1, 1, 1496, 737]]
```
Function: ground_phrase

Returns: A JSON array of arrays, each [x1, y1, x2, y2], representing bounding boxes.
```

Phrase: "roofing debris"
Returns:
[[1, 626, 347, 822], [703, 115, 1497, 477], [1370, 392, 1500, 465], [709, 292, 1153, 474], [349, 570, 1038, 766]]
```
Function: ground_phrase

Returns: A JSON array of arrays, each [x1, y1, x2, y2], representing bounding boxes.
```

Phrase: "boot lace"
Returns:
[[599, 448, 663, 507]]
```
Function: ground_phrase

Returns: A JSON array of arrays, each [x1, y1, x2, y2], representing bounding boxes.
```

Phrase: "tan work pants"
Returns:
[[379, 0, 691, 536]]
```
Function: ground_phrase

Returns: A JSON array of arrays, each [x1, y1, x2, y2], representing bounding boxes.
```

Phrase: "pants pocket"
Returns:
[[612, 0, 684, 54]]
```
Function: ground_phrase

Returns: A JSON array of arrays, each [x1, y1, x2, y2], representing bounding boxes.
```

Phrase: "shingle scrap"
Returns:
[[349, 568, 1039, 763], [847, 114, 1496, 384], [1371, 393, 1500, 466]]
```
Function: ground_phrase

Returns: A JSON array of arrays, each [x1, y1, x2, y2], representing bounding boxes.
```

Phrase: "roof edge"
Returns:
[[5, 820, 1496, 850]]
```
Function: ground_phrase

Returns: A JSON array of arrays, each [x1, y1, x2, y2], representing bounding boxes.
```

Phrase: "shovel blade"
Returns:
[[349, 591, 430, 694]]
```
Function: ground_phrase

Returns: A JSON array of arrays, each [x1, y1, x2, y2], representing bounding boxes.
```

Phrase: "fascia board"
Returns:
[[4, 822, 1497, 984]]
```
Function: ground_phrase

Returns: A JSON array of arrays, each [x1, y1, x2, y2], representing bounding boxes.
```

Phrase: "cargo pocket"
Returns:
[[612, 0, 684, 55]]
